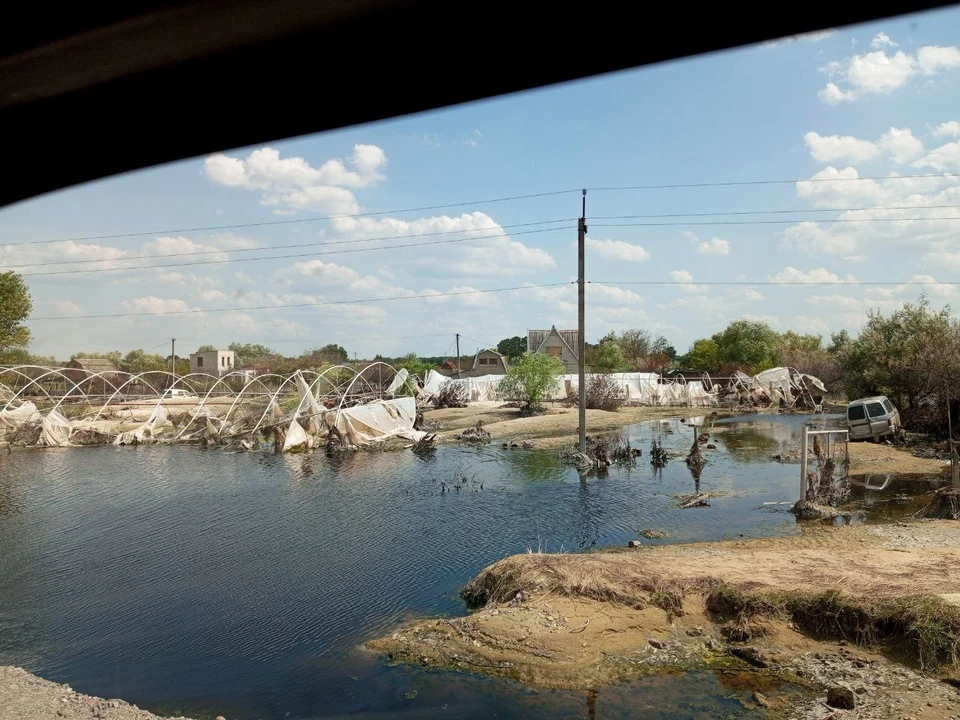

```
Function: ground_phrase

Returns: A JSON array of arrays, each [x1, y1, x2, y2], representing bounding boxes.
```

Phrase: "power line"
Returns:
[[16, 226, 574, 278], [3, 189, 581, 248], [591, 216, 960, 229], [591, 203, 960, 220], [29, 282, 573, 321], [593, 280, 960, 287], [2, 218, 574, 270], [587, 173, 960, 192]]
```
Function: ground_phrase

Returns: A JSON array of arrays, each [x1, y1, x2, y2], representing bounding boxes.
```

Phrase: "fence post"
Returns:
[[800, 425, 809, 502]]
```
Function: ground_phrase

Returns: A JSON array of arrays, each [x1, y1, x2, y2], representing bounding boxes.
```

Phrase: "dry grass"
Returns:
[[706, 583, 960, 671], [920, 486, 960, 520], [460, 552, 712, 616]]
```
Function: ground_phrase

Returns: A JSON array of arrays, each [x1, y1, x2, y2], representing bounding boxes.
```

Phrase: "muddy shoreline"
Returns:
[[369, 522, 960, 719], [0, 666, 199, 720]]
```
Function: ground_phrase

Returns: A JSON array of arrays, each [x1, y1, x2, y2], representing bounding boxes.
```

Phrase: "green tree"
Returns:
[[684, 338, 719, 371], [120, 349, 168, 373], [497, 351, 565, 412], [195, 344, 217, 353], [497, 336, 527, 361], [228, 342, 281, 368], [589, 340, 625, 373], [0, 272, 33, 355], [711, 320, 780, 371], [836, 296, 950, 409]]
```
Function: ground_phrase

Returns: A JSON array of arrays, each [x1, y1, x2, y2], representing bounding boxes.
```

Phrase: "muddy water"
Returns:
[[0, 415, 938, 719]]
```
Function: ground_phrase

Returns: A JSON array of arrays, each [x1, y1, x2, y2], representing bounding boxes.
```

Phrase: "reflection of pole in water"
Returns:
[[586, 688, 597, 720], [689, 463, 702, 494], [574, 475, 599, 549]]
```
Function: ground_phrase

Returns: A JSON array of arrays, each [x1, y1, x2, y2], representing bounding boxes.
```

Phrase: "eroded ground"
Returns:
[[369, 522, 960, 719]]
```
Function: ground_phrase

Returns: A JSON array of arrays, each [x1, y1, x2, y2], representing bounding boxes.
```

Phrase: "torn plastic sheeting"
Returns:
[[422, 369, 446, 396], [386, 368, 409, 395], [114, 403, 169, 445], [324, 396, 425, 446], [0, 401, 41, 429], [282, 418, 313, 452], [39, 409, 73, 447]]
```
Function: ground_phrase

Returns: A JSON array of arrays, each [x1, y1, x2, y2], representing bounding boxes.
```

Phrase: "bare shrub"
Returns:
[[585, 374, 625, 411], [433, 381, 468, 409]]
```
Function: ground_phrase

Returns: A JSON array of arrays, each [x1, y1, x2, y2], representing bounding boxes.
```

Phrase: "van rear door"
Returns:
[[847, 403, 871, 438], [866, 401, 889, 437]]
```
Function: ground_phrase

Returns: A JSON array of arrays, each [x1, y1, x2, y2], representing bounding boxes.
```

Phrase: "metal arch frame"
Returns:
[[0, 365, 123, 412], [333, 362, 401, 427]]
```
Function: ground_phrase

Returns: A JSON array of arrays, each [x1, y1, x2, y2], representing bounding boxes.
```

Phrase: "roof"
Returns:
[[527, 326, 579, 359], [69, 357, 118, 372], [472, 349, 507, 370]]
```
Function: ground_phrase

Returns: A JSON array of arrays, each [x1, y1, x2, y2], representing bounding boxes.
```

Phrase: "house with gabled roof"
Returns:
[[527, 326, 579, 373], [461, 348, 508, 378]]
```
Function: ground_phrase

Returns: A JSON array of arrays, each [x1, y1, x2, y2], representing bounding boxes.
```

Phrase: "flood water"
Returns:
[[0, 414, 943, 719]]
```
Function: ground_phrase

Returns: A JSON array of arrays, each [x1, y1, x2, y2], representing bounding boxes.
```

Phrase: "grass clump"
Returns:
[[705, 584, 960, 671]]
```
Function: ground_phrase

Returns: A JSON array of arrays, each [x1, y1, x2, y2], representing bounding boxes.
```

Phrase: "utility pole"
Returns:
[[170, 338, 176, 380], [455, 333, 461, 378], [578, 189, 587, 454]]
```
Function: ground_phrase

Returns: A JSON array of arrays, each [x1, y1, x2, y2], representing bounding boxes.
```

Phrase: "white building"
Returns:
[[190, 349, 235, 377]]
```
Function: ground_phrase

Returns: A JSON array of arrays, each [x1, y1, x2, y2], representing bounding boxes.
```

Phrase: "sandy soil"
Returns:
[[426, 404, 720, 451], [0, 667, 199, 720], [369, 522, 960, 718], [847, 441, 948, 476]]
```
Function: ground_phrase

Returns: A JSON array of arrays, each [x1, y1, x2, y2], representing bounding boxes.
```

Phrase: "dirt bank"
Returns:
[[0, 666, 198, 720], [369, 522, 960, 718], [427, 404, 719, 451]]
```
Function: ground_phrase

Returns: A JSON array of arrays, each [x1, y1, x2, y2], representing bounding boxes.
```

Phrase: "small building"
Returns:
[[64, 357, 120, 395], [527, 326, 579, 374], [190, 349, 235, 377], [462, 349, 508, 378]]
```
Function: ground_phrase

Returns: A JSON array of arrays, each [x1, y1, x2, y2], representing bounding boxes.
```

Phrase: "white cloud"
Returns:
[[203, 144, 387, 215], [728, 288, 764, 302], [803, 127, 922, 165], [585, 237, 650, 262], [870, 32, 897, 50], [764, 29, 835, 47], [804, 131, 879, 163], [818, 42, 960, 103], [695, 237, 730, 255], [770, 267, 858, 285], [933, 121, 960, 138], [668, 269, 708, 294], [782, 221, 859, 256], [121, 297, 196, 314], [879, 127, 925, 164], [52, 301, 83, 316], [917, 46, 960, 74], [330, 212, 556, 276], [913, 140, 960, 171]]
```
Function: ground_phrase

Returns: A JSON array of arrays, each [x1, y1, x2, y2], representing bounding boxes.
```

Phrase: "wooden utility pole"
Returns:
[[578, 190, 587, 454], [170, 338, 176, 380], [455, 333, 461, 378]]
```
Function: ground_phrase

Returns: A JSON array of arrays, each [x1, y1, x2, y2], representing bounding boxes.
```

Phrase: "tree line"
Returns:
[[2, 270, 960, 432]]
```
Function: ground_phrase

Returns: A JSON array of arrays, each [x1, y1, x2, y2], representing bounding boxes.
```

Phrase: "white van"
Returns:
[[163, 388, 198, 399], [845, 396, 901, 441]]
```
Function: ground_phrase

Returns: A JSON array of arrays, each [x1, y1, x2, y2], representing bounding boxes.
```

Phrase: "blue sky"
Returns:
[[3, 7, 960, 361]]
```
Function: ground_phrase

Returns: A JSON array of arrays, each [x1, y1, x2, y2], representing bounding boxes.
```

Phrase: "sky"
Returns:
[[3, 7, 960, 362]]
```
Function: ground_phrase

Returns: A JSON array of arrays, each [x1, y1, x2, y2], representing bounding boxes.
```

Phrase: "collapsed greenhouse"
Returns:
[[0, 363, 827, 452]]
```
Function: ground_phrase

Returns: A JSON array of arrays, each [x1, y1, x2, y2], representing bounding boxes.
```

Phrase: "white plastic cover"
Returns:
[[0, 401, 41, 429], [323, 396, 425, 446], [282, 419, 312, 452], [39, 409, 73, 447], [113, 403, 169, 445], [386, 368, 409, 395]]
